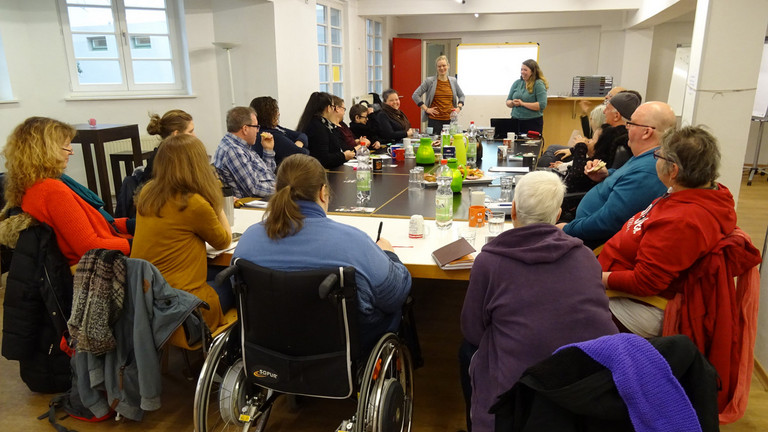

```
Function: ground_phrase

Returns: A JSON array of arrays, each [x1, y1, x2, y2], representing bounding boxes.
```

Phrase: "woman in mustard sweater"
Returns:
[[131, 134, 232, 332], [2, 117, 131, 265]]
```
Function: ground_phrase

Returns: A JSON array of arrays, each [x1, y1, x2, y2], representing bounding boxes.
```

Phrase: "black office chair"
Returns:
[[193, 259, 414, 432]]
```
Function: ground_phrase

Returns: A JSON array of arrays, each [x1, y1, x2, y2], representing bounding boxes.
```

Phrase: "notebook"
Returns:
[[432, 238, 476, 270]]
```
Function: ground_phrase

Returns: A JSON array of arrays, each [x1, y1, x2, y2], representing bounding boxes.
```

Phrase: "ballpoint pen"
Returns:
[[375, 221, 383, 242]]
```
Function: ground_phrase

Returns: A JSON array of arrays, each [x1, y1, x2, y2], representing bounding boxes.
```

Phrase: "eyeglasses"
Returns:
[[358, 115, 368, 120], [626, 121, 656, 130], [245, 124, 260, 132], [61, 146, 74, 155], [653, 148, 674, 164], [334, 105, 346, 112]]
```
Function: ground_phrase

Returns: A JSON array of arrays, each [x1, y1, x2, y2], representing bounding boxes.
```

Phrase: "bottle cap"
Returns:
[[440, 159, 447, 165]]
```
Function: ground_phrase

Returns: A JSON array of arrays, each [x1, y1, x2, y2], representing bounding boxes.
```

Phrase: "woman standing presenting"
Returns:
[[506, 59, 549, 135], [412, 55, 465, 133]]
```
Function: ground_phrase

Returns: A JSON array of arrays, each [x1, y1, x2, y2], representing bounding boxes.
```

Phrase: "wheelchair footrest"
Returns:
[[336, 418, 354, 431]]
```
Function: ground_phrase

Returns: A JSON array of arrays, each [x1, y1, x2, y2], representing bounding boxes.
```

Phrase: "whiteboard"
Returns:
[[752, 40, 768, 118], [667, 46, 690, 115], [456, 43, 539, 96]]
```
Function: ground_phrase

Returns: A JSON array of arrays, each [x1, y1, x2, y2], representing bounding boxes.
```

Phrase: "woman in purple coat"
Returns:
[[459, 171, 618, 432]]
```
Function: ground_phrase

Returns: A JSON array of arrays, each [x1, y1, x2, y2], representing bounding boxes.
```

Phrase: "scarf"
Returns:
[[381, 104, 411, 131], [60, 174, 114, 224], [68, 249, 127, 355]]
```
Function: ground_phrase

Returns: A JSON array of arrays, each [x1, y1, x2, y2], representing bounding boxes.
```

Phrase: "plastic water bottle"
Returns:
[[435, 159, 453, 230], [440, 125, 451, 158], [449, 110, 460, 135], [466, 121, 477, 169], [356, 145, 371, 203]]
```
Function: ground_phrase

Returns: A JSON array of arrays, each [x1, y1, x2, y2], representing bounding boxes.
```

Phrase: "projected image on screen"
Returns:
[[457, 43, 539, 96]]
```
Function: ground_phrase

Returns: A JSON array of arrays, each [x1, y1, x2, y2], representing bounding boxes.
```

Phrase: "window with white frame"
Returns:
[[57, 0, 187, 95], [366, 19, 382, 95], [316, 3, 343, 97]]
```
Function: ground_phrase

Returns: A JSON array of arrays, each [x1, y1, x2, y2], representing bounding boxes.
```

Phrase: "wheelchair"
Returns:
[[193, 259, 414, 432]]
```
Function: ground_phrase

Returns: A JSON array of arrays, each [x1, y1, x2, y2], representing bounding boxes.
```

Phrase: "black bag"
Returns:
[[38, 356, 113, 432]]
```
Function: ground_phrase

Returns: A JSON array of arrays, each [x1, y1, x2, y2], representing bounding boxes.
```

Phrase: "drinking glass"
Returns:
[[499, 177, 514, 202], [459, 226, 477, 246], [409, 167, 424, 190], [488, 212, 505, 234]]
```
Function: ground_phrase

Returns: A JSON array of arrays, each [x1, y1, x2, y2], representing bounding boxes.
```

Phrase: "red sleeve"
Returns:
[[23, 181, 130, 262], [607, 217, 712, 296]]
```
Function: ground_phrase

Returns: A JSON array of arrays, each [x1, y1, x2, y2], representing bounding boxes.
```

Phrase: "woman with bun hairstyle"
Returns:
[[131, 134, 232, 331], [116, 109, 195, 218]]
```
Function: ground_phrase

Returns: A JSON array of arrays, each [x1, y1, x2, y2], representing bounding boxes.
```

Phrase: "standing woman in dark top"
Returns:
[[373, 89, 414, 144], [505, 59, 548, 135], [297, 92, 355, 169], [249, 96, 309, 165]]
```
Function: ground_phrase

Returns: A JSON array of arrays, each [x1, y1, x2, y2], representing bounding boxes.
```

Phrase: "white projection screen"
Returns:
[[456, 43, 539, 96]]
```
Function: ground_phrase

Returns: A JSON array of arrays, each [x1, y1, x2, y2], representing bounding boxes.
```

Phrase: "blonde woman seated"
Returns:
[[131, 134, 232, 333], [2, 117, 130, 265]]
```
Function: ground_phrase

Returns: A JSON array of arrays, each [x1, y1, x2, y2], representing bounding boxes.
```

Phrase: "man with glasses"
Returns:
[[212, 106, 276, 198], [558, 102, 676, 248]]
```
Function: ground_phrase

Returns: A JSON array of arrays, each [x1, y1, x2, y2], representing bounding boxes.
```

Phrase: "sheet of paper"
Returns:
[[488, 166, 530, 173]]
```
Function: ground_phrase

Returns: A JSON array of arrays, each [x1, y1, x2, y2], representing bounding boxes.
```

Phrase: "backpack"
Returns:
[[37, 341, 114, 431]]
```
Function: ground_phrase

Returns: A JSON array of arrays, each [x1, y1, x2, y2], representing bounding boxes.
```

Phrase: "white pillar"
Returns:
[[681, 0, 768, 201]]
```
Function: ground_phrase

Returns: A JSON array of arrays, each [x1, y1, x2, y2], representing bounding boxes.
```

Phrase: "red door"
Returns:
[[392, 37, 422, 130]]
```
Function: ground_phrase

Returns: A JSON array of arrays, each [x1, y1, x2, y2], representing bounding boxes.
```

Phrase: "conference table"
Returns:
[[215, 138, 544, 281]]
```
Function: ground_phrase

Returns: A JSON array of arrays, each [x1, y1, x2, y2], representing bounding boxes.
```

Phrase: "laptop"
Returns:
[[490, 118, 518, 139]]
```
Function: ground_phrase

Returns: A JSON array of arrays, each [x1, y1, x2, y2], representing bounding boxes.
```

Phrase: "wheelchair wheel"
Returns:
[[355, 333, 414, 432], [193, 327, 273, 432]]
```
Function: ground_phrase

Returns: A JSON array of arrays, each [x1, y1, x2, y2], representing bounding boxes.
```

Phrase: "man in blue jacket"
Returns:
[[557, 101, 676, 248]]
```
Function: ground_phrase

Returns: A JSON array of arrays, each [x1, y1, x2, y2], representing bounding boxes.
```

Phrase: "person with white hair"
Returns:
[[459, 171, 618, 432]]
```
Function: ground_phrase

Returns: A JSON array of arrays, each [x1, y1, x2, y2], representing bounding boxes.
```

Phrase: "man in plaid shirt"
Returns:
[[212, 106, 276, 198]]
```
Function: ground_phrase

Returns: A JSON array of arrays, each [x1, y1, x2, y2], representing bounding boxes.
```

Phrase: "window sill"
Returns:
[[64, 93, 197, 102], [0, 98, 19, 104]]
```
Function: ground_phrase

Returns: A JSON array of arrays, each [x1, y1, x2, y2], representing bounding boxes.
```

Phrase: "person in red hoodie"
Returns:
[[2, 117, 131, 265], [599, 125, 736, 337]]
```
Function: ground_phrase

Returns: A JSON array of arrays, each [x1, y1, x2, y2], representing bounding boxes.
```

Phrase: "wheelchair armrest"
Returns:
[[214, 265, 238, 287], [318, 273, 339, 299]]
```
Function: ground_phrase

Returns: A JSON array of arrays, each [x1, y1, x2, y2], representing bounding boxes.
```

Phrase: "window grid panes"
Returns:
[[59, 0, 183, 93], [366, 19, 383, 94], [317, 3, 343, 98]]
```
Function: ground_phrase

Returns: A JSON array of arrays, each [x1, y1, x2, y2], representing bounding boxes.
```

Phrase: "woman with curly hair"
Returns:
[[1, 116, 131, 265], [249, 96, 309, 165], [131, 134, 232, 330]]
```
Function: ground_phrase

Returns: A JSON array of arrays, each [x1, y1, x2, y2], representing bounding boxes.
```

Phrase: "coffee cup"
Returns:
[[372, 158, 383, 172], [468, 205, 490, 227], [394, 148, 406, 161], [387, 145, 402, 157], [522, 153, 536, 171]]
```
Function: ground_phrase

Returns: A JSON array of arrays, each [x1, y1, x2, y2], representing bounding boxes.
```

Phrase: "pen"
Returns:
[[393, 245, 414, 248], [375, 221, 383, 242]]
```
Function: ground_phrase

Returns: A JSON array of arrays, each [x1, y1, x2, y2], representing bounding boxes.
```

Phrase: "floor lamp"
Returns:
[[212, 42, 238, 107]]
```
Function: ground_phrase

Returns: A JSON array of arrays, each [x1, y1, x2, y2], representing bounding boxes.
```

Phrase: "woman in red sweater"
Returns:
[[598, 126, 736, 337], [2, 117, 131, 265]]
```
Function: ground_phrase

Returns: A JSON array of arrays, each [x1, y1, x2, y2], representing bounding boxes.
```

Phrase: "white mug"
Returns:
[[507, 132, 517, 141]]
